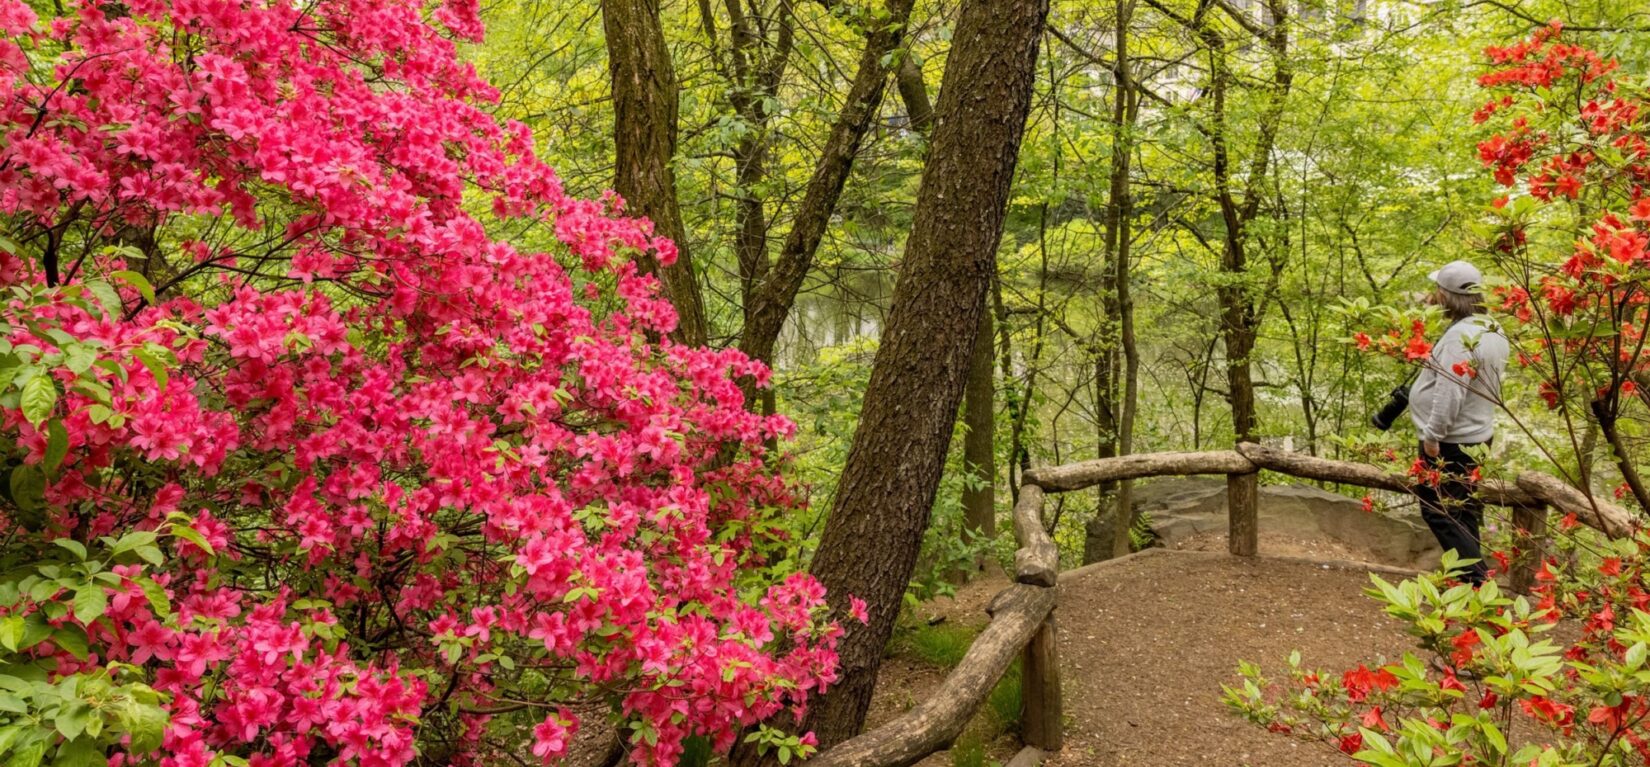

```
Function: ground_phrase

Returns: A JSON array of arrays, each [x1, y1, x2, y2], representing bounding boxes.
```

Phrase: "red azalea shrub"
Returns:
[[0, 1, 842, 766], [1228, 548, 1650, 765], [1232, 24, 1650, 766], [1474, 23, 1650, 509]]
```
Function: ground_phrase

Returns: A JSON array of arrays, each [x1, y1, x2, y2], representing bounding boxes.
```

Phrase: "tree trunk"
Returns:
[[601, 0, 709, 347], [738, 0, 919, 367], [804, 0, 1049, 745], [724, 0, 794, 343], [1591, 398, 1650, 512], [963, 306, 997, 560], [1198, 0, 1292, 557], [1106, 0, 1141, 560], [896, 55, 934, 132], [993, 272, 1022, 503]]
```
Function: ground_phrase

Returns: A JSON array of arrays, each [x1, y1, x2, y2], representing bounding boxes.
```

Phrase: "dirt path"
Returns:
[[1046, 550, 1417, 767]]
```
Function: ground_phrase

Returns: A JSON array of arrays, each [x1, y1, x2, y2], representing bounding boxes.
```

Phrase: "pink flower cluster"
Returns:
[[0, 0, 842, 764]]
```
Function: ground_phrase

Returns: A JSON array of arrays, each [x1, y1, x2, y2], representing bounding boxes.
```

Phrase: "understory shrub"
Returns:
[[0, 1, 849, 765], [1232, 23, 1650, 766]]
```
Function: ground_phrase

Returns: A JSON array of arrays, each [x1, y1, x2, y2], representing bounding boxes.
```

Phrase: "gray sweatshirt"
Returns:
[[1408, 315, 1509, 445]]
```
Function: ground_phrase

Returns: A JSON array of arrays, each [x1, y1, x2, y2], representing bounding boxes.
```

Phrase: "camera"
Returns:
[[1370, 383, 1411, 431]]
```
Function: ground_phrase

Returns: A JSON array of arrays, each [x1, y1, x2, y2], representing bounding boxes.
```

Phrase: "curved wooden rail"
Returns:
[[810, 443, 1640, 767], [807, 585, 1056, 767]]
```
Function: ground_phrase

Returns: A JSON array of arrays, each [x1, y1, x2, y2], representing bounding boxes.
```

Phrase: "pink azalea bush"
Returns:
[[0, 1, 844, 765]]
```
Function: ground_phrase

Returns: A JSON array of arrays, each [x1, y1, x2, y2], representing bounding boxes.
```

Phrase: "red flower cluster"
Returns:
[[1341, 664, 1398, 703], [1470, 23, 1650, 452], [1478, 22, 1616, 89], [0, 1, 841, 765]]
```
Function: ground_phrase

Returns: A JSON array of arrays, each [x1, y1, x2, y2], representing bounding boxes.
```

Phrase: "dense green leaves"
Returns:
[[0, 531, 176, 766]]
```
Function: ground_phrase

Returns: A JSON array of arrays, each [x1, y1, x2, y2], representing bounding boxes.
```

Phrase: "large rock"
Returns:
[[1083, 477, 1442, 570]]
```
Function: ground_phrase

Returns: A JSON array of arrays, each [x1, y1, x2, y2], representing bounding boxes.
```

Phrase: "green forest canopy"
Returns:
[[474, 0, 1649, 570]]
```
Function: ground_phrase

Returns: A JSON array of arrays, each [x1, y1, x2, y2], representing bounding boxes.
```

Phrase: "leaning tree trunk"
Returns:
[[601, 0, 708, 347], [803, 0, 1050, 746], [736, 0, 918, 369]]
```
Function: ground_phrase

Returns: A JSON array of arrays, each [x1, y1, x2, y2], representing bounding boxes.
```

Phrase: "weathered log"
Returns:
[[1235, 443, 1544, 508], [1023, 451, 1255, 493], [809, 584, 1057, 767], [1516, 471, 1637, 540], [1228, 473, 1258, 557], [1013, 485, 1057, 586], [1236, 443, 1412, 493], [1020, 613, 1063, 751]]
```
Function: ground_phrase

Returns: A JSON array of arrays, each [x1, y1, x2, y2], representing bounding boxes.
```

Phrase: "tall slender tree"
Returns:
[[601, 0, 710, 346], [962, 308, 998, 560], [803, 0, 1051, 745], [736, 0, 920, 369], [1103, 0, 1144, 558], [1200, 0, 1292, 555]]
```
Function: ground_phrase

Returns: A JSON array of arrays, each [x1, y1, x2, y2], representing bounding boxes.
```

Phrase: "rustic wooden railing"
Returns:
[[808, 442, 1638, 767]]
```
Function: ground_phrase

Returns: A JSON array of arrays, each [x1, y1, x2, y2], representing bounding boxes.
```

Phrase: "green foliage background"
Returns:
[[470, 0, 1650, 578]]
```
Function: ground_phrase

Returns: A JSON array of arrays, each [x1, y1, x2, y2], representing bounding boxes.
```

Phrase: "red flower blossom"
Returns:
[[1342, 664, 1399, 703]]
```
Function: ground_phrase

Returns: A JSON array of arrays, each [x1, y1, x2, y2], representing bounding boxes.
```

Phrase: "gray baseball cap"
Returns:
[[1429, 260, 1484, 295]]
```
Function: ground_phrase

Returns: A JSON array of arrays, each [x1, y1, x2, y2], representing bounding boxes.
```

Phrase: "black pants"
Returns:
[[1414, 441, 1488, 584]]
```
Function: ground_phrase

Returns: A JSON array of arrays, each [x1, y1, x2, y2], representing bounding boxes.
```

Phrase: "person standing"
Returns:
[[1409, 260, 1509, 585]]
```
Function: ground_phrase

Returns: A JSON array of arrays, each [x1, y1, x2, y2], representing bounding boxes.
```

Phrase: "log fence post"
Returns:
[[1020, 611, 1063, 751], [1228, 471, 1259, 557]]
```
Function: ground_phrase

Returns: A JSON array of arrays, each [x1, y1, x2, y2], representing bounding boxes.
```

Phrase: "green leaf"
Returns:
[[133, 545, 163, 567], [1482, 720, 1508, 754], [17, 615, 50, 651], [0, 616, 21, 652], [169, 524, 213, 557], [19, 375, 55, 427], [111, 270, 155, 304], [62, 345, 96, 375], [139, 580, 170, 617], [110, 531, 157, 556], [55, 701, 88, 740], [86, 280, 123, 318], [0, 355, 19, 392], [72, 585, 107, 626], [6, 735, 45, 767], [56, 732, 103, 767], [132, 348, 168, 391], [0, 724, 26, 754], [43, 420, 67, 474], [8, 465, 45, 515], [52, 626, 88, 661], [84, 404, 113, 425], [119, 698, 167, 753], [52, 539, 86, 561]]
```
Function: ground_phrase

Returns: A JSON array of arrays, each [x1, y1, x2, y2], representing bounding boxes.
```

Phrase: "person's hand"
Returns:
[[1423, 440, 1441, 459]]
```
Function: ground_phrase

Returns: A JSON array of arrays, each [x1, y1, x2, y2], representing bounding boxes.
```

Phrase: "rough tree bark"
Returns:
[[601, 0, 709, 347], [804, 0, 1050, 745], [896, 56, 934, 132]]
